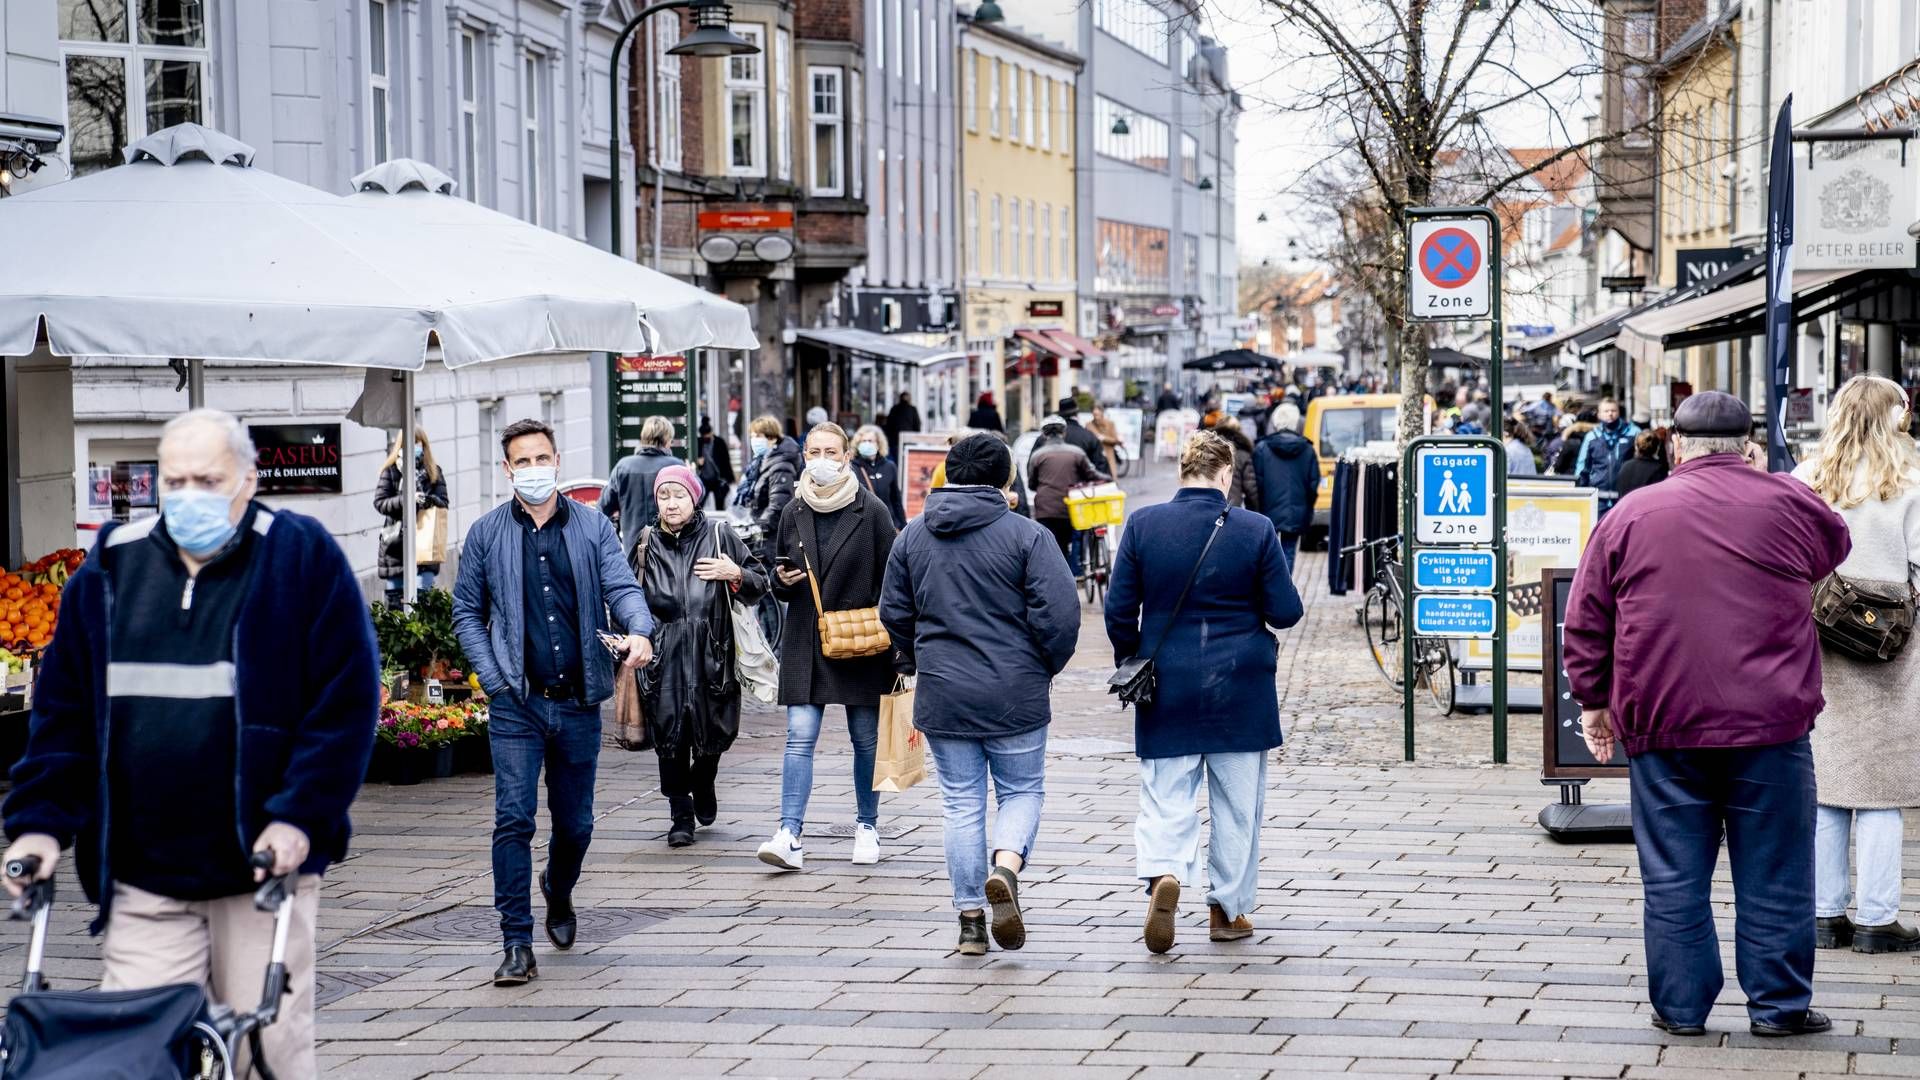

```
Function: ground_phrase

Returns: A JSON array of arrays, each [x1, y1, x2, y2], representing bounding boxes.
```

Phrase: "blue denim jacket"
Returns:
[[452, 498, 653, 706]]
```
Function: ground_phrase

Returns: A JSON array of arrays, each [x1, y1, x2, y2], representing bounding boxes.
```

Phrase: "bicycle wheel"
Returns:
[[1423, 641, 1456, 715], [1083, 530, 1108, 606], [1361, 586, 1405, 690], [1114, 446, 1132, 478]]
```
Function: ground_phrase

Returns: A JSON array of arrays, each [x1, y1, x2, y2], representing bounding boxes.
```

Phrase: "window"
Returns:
[[1007, 64, 1019, 142], [1180, 34, 1198, 79], [725, 23, 766, 176], [966, 189, 980, 275], [368, 1, 390, 163], [59, 0, 212, 176], [850, 70, 864, 198], [1181, 132, 1198, 183], [893, 0, 903, 82], [1010, 199, 1021, 277], [1059, 206, 1071, 278], [1026, 198, 1037, 277], [1025, 70, 1037, 144], [775, 28, 792, 181], [875, 0, 884, 70], [1723, 88, 1735, 227], [459, 29, 482, 197], [1620, 11, 1655, 148], [990, 195, 1002, 275], [988, 58, 1001, 136], [910, 1, 920, 84], [1041, 203, 1052, 278], [1094, 0, 1169, 62], [1184, 232, 1199, 284], [1094, 96, 1169, 172], [1095, 218, 1170, 294], [927, 17, 938, 90], [876, 148, 886, 215], [964, 50, 977, 132], [522, 52, 544, 224], [656, 15, 683, 171], [808, 67, 844, 196], [1040, 78, 1051, 150]]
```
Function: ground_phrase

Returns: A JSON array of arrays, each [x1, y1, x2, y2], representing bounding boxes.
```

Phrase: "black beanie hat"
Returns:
[[945, 433, 1014, 487]]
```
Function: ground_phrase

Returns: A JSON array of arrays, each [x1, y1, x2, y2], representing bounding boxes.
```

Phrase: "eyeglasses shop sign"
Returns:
[[1794, 155, 1917, 270], [249, 423, 343, 495]]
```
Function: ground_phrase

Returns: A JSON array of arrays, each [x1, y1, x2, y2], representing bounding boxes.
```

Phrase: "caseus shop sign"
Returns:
[[249, 423, 343, 495]]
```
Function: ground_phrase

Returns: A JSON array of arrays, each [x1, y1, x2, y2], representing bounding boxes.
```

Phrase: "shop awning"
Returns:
[[1615, 268, 1877, 369], [1555, 254, 1766, 360], [1522, 307, 1633, 359], [792, 326, 963, 367], [1043, 329, 1106, 359], [1013, 329, 1074, 357]]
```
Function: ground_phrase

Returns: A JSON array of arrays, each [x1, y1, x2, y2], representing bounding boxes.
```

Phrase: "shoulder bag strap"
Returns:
[[1144, 509, 1229, 664], [799, 540, 827, 613]]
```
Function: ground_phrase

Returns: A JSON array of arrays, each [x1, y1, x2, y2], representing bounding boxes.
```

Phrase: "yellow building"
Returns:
[[1650, 12, 1742, 401], [956, 18, 1083, 434]]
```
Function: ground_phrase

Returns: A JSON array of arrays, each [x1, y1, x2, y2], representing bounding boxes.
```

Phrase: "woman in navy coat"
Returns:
[[1104, 430, 1303, 953]]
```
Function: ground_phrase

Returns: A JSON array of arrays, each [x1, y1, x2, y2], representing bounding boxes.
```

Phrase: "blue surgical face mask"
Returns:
[[163, 483, 242, 558], [749, 435, 769, 456], [857, 440, 878, 458], [511, 465, 558, 505], [413, 446, 424, 465]]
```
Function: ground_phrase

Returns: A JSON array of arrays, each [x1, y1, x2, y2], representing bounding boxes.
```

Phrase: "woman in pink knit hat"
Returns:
[[629, 464, 769, 846]]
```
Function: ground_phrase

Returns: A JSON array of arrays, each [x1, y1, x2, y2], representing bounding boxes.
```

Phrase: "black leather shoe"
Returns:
[[957, 912, 988, 956], [694, 782, 718, 827], [668, 818, 696, 848], [1649, 1014, 1706, 1037], [1751, 1009, 1833, 1037], [540, 870, 576, 951], [492, 945, 538, 986], [1816, 914, 1856, 950], [1853, 921, 1920, 954], [984, 867, 1025, 951]]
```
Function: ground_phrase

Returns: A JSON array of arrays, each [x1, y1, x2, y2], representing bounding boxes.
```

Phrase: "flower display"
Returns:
[[377, 699, 489, 748]]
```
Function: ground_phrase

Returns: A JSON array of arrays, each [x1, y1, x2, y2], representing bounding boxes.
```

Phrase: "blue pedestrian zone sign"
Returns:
[[1415, 446, 1494, 544], [1412, 550, 1496, 593], [1412, 595, 1498, 639]]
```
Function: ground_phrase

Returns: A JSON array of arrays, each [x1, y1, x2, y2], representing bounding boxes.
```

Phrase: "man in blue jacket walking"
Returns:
[[1574, 398, 1641, 517], [3, 409, 380, 1079], [880, 434, 1080, 957], [1252, 402, 1320, 569], [453, 418, 654, 986]]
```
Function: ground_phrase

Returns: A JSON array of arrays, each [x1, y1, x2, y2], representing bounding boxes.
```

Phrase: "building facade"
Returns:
[[4, 0, 660, 587], [956, 16, 1081, 432]]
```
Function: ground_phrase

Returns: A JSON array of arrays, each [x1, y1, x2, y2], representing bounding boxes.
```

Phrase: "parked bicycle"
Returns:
[[1066, 484, 1126, 606], [1342, 534, 1456, 714]]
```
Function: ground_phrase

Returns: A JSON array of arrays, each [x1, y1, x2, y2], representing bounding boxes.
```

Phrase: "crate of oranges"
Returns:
[[2, 548, 84, 656]]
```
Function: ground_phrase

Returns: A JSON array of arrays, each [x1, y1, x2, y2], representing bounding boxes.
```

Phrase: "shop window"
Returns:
[[60, 0, 209, 176], [725, 24, 767, 177]]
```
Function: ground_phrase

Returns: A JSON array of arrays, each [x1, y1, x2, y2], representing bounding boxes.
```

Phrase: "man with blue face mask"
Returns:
[[451, 418, 654, 986], [3, 408, 380, 1079]]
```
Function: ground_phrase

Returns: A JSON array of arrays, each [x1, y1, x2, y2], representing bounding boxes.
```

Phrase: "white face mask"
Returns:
[[857, 440, 879, 459], [805, 459, 846, 486]]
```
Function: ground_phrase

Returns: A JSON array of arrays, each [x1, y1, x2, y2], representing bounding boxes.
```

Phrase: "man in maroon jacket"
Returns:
[[1565, 391, 1851, 1039]]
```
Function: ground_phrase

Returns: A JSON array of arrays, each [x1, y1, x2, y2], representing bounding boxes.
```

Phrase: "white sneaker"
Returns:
[[851, 823, 881, 865], [757, 828, 804, 871]]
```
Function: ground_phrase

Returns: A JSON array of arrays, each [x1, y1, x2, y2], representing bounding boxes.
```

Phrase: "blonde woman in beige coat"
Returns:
[[1793, 374, 1920, 955]]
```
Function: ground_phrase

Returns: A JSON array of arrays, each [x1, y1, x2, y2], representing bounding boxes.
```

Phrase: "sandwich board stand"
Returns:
[[1401, 206, 1509, 763], [1538, 567, 1633, 841]]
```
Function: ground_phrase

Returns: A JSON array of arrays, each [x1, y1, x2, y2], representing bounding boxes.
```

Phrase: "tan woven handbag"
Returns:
[[800, 543, 891, 659]]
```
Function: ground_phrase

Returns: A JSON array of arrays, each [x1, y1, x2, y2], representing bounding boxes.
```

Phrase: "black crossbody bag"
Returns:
[[1108, 509, 1229, 707]]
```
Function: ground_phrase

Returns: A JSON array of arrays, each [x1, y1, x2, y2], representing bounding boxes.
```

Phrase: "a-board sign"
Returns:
[[1541, 567, 1627, 778], [612, 354, 692, 464], [1412, 550, 1496, 592], [1408, 217, 1492, 321], [1411, 594, 1497, 639], [1414, 446, 1494, 544], [899, 435, 949, 520]]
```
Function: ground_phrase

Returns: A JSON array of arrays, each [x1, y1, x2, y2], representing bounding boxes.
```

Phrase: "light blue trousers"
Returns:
[[925, 728, 1048, 912], [1135, 751, 1267, 921], [1816, 805, 1904, 927]]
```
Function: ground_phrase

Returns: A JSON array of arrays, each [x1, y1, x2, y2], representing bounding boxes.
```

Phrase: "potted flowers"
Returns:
[[374, 699, 477, 784], [449, 698, 493, 775]]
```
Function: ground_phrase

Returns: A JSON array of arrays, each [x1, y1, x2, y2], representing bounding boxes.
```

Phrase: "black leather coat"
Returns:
[[632, 516, 768, 756]]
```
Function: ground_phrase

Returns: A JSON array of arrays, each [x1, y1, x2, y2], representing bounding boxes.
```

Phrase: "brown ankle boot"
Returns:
[[1209, 904, 1253, 941], [1144, 876, 1180, 954]]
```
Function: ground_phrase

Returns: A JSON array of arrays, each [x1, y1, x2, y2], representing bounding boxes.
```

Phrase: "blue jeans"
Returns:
[[1068, 531, 1086, 577], [383, 569, 438, 604], [1629, 736, 1815, 1028], [489, 693, 602, 948], [1816, 805, 1904, 926], [780, 704, 880, 838], [1136, 752, 1267, 920], [925, 728, 1048, 911]]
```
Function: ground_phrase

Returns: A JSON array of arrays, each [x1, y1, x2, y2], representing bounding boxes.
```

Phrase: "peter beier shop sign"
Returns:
[[1793, 153, 1917, 270], [249, 423, 344, 495]]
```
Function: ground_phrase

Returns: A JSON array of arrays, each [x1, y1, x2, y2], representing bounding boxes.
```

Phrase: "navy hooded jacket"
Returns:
[[880, 485, 1080, 739], [4, 506, 380, 932], [1252, 429, 1321, 535]]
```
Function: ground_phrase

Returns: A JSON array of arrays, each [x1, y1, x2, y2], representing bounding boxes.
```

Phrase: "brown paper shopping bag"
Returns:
[[872, 678, 926, 793], [415, 505, 449, 565], [613, 670, 652, 751]]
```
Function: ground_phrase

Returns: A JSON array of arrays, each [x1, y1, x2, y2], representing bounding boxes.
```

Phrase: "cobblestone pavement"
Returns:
[[9, 464, 1920, 1079]]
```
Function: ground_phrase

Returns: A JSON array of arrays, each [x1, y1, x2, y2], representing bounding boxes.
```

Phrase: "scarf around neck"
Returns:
[[799, 465, 858, 513]]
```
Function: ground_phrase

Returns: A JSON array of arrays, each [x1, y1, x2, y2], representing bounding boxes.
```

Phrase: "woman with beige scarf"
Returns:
[[756, 422, 902, 872]]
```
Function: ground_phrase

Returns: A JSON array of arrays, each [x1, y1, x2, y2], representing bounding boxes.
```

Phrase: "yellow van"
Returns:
[[1305, 393, 1406, 529]]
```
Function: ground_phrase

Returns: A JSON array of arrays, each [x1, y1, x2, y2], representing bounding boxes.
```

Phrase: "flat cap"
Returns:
[[1672, 390, 1751, 437]]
